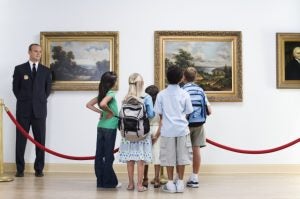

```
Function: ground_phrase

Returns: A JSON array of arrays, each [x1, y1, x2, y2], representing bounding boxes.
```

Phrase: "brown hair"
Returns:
[[184, 67, 197, 82]]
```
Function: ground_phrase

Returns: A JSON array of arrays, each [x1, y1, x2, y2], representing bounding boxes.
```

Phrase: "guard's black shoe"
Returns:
[[15, 171, 24, 177], [35, 171, 44, 177]]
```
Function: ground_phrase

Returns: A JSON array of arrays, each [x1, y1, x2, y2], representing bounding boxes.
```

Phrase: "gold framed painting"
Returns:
[[40, 31, 119, 90], [154, 31, 243, 102], [276, 33, 300, 88]]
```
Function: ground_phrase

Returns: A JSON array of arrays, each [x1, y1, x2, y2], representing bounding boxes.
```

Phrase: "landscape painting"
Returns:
[[165, 41, 232, 91], [50, 41, 110, 81], [40, 31, 119, 90], [154, 31, 242, 102]]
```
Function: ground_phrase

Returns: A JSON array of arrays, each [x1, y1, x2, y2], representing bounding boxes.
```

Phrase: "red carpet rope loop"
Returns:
[[4, 105, 300, 159], [5, 107, 118, 160]]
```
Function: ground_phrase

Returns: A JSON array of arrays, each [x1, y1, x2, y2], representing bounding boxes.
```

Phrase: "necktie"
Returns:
[[32, 63, 37, 79]]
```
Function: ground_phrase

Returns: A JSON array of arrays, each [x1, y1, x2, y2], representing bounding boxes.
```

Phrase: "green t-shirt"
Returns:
[[97, 90, 118, 129]]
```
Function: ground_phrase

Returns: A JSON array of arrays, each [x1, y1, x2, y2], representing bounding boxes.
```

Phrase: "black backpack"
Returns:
[[118, 96, 150, 141]]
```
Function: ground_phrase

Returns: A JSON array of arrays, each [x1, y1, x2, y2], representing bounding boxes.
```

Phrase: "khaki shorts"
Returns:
[[189, 125, 206, 148], [159, 135, 192, 166]]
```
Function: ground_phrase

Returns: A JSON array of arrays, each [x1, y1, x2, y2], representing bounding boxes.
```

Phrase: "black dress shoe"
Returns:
[[35, 171, 44, 177], [15, 171, 24, 177]]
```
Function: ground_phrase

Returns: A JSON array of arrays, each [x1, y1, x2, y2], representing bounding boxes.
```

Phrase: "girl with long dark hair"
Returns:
[[86, 71, 121, 188]]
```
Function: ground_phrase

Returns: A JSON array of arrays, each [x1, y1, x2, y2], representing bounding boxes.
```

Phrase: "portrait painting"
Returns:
[[277, 33, 300, 88]]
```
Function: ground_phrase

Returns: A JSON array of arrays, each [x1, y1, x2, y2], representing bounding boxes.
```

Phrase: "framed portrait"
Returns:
[[40, 31, 119, 90], [276, 33, 300, 88], [154, 31, 242, 102]]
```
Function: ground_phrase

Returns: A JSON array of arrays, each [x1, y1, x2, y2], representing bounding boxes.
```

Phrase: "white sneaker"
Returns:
[[162, 181, 176, 193], [175, 180, 185, 193], [115, 182, 122, 188], [186, 176, 199, 188], [173, 173, 179, 183]]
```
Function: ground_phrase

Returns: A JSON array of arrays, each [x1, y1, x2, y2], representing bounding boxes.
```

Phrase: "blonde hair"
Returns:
[[124, 73, 144, 101], [184, 67, 197, 82]]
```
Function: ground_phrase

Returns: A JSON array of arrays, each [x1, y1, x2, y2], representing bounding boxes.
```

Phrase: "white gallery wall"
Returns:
[[0, 0, 299, 165]]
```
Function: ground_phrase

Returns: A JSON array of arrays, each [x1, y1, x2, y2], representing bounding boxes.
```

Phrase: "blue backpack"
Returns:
[[182, 83, 207, 125]]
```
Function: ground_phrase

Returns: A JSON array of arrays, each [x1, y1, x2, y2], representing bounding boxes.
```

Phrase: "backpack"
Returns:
[[182, 83, 207, 125], [118, 96, 150, 141]]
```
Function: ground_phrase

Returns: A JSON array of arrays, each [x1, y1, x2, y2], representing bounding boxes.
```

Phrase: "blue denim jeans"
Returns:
[[95, 127, 118, 188]]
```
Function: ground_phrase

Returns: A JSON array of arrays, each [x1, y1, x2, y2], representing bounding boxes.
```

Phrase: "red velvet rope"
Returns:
[[4, 107, 300, 159], [5, 108, 118, 160], [206, 138, 300, 154]]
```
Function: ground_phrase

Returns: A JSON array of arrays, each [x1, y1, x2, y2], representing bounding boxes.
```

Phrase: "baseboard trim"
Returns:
[[4, 163, 300, 174]]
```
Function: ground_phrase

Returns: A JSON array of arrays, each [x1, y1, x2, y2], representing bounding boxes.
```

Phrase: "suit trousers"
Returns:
[[16, 115, 46, 173]]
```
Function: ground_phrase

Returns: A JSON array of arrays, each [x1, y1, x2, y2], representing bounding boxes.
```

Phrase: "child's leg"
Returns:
[[137, 160, 147, 192], [137, 160, 146, 191], [102, 129, 118, 188], [160, 166, 168, 184], [95, 128, 105, 187], [192, 146, 201, 174], [176, 165, 185, 180], [166, 166, 174, 180], [142, 165, 149, 187], [127, 161, 135, 190], [154, 164, 161, 188]]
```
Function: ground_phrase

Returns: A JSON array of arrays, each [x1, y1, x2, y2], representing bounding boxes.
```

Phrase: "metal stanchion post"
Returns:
[[0, 99, 14, 182]]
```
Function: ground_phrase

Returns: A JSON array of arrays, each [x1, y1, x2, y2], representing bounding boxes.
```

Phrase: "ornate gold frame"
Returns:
[[154, 31, 243, 102], [276, 33, 300, 88], [40, 31, 119, 91]]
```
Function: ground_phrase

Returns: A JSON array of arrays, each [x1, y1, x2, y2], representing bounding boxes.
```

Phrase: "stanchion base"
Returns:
[[0, 175, 14, 182]]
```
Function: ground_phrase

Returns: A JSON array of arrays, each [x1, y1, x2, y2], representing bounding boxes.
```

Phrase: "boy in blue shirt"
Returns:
[[182, 67, 212, 188], [154, 66, 193, 193]]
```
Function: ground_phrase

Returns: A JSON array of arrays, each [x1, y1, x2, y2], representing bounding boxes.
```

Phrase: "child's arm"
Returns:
[[152, 115, 162, 145], [205, 95, 212, 116], [86, 97, 102, 114], [100, 96, 114, 119]]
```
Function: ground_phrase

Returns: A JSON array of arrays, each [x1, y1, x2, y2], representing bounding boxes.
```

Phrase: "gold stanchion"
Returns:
[[0, 99, 14, 182]]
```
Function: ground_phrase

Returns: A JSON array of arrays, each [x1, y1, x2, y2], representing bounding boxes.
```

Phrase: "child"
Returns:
[[86, 71, 121, 188], [119, 73, 155, 192], [182, 67, 212, 188], [154, 66, 193, 193], [142, 85, 161, 188]]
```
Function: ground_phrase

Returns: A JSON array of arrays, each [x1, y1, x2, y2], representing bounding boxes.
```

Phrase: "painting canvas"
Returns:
[[277, 33, 300, 88], [155, 31, 242, 102], [40, 31, 119, 90]]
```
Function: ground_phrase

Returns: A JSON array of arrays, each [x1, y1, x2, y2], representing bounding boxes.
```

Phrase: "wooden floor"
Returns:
[[1, 172, 300, 199]]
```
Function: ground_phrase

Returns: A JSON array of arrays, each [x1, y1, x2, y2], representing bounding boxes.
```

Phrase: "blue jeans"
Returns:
[[95, 127, 118, 188]]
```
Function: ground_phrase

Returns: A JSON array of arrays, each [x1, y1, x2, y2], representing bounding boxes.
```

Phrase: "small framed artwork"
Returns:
[[154, 31, 243, 102], [276, 33, 300, 88], [40, 31, 119, 90]]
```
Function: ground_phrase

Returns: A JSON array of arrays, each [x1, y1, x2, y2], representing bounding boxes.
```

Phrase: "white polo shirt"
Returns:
[[154, 84, 193, 137]]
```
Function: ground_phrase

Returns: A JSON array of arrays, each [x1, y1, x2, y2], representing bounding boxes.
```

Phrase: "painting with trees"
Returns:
[[155, 31, 242, 102], [40, 31, 119, 90]]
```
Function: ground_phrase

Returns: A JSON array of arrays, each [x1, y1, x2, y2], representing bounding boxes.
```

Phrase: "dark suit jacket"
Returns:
[[285, 59, 300, 80], [13, 62, 52, 118]]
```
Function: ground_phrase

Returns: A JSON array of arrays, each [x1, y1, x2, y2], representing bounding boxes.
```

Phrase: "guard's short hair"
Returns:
[[28, 43, 40, 51]]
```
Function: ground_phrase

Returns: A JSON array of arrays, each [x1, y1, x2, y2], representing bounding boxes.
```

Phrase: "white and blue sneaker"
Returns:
[[186, 175, 199, 188]]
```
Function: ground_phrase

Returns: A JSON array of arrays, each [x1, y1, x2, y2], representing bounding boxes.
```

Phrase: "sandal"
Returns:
[[138, 186, 148, 192], [142, 178, 148, 188], [127, 184, 135, 191], [150, 178, 155, 185], [154, 179, 161, 188]]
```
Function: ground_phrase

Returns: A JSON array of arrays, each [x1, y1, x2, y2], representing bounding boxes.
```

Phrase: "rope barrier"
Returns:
[[3, 104, 300, 159], [5, 106, 118, 160], [206, 138, 300, 154]]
